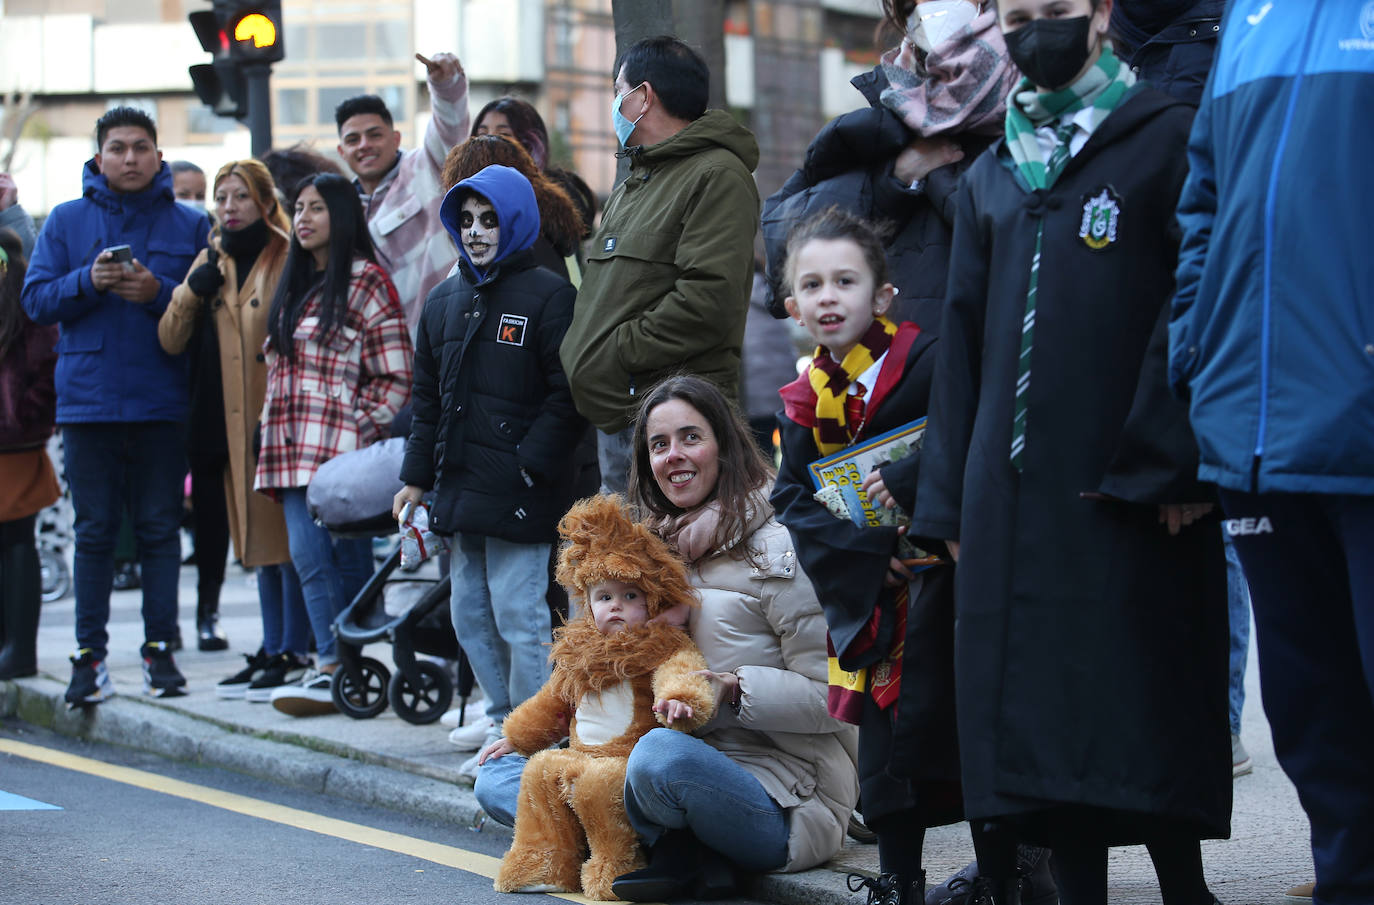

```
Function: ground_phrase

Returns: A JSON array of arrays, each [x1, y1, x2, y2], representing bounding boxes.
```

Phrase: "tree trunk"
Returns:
[[672, 0, 727, 112], [611, 0, 675, 186]]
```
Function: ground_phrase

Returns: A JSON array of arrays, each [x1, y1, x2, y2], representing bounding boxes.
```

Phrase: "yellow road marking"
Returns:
[[0, 737, 606, 904]]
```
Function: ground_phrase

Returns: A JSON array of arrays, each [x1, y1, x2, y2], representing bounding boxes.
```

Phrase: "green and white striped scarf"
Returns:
[[1003, 45, 1136, 190], [1004, 47, 1135, 471]]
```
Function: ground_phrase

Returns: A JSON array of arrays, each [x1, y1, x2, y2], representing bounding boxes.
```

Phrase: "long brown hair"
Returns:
[[440, 135, 585, 256], [629, 375, 774, 559]]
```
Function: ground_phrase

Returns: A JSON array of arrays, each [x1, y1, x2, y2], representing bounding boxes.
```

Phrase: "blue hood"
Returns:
[[81, 158, 177, 212], [440, 164, 540, 281]]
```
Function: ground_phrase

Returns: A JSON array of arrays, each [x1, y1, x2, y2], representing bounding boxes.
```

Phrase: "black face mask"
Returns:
[[1004, 15, 1094, 91]]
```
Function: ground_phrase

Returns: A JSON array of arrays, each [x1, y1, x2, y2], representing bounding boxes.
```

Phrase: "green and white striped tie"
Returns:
[[1009, 120, 1079, 472]]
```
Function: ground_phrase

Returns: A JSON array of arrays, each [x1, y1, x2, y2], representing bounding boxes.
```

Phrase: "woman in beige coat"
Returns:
[[473, 374, 859, 902], [159, 159, 310, 700]]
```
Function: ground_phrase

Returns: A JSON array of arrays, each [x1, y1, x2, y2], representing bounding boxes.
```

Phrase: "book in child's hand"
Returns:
[[809, 418, 941, 568]]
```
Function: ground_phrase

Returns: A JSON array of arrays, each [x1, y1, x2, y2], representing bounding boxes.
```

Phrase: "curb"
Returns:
[[1, 674, 866, 905], [0, 674, 501, 836]]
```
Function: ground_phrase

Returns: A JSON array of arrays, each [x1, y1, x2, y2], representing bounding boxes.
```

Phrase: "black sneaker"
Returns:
[[141, 641, 187, 698], [216, 648, 269, 699], [244, 653, 312, 703], [65, 649, 116, 708]]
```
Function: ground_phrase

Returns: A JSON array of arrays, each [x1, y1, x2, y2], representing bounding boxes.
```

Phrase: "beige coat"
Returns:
[[159, 231, 290, 568], [685, 507, 859, 873]]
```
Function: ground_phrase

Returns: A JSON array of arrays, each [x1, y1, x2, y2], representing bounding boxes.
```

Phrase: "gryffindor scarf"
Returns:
[[807, 316, 900, 455]]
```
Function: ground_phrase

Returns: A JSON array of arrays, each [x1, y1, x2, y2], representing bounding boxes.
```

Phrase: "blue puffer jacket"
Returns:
[[21, 161, 209, 424], [1170, 1, 1374, 495]]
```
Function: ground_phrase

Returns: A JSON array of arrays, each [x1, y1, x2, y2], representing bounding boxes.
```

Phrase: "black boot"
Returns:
[[197, 588, 228, 651], [0, 526, 42, 679], [1017, 845, 1057, 905], [850, 870, 927, 905], [927, 860, 980, 904], [611, 830, 736, 902], [969, 876, 1023, 905]]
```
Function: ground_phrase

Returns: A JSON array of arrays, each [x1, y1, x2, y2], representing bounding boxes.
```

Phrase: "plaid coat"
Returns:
[[254, 258, 413, 493]]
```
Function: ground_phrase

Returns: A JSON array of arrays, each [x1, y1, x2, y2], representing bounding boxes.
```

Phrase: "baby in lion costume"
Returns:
[[490, 495, 716, 899]]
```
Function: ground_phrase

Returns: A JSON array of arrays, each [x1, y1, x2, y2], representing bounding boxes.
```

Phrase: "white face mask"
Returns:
[[907, 0, 978, 53]]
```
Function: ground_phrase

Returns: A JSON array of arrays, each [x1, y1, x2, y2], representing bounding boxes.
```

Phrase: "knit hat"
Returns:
[[555, 495, 697, 618]]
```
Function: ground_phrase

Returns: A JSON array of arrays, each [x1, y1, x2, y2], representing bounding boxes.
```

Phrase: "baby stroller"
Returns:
[[36, 434, 74, 603], [306, 438, 475, 726]]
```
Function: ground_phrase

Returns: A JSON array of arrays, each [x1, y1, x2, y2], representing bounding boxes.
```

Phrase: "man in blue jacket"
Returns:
[[1170, 5, 1374, 903], [22, 107, 209, 707]]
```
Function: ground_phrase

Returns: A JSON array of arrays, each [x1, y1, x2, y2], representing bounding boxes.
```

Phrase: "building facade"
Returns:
[[0, 0, 884, 216]]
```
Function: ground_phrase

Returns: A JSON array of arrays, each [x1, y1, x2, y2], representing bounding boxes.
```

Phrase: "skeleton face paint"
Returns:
[[459, 195, 500, 269]]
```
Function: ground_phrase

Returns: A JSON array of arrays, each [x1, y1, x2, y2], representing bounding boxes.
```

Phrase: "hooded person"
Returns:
[[396, 164, 589, 779], [489, 494, 716, 900]]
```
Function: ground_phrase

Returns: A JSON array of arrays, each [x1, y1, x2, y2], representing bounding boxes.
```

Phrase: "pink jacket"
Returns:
[[359, 70, 470, 335]]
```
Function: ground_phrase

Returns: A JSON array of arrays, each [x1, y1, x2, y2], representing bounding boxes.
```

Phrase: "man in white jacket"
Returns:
[[334, 52, 470, 333]]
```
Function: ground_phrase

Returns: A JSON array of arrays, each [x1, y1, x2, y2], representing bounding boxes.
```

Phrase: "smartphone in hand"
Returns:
[[101, 244, 134, 272]]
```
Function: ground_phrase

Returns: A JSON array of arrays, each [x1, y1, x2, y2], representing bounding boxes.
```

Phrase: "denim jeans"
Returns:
[[1222, 531, 1251, 736], [625, 728, 789, 870], [279, 489, 372, 666], [64, 422, 186, 661], [449, 534, 552, 727], [596, 426, 635, 495], [474, 728, 790, 872], [473, 747, 526, 827], [257, 562, 309, 658]]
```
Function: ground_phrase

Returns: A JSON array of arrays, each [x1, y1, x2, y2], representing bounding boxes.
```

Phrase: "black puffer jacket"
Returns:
[[399, 251, 585, 543], [761, 67, 993, 333], [1112, 0, 1225, 106]]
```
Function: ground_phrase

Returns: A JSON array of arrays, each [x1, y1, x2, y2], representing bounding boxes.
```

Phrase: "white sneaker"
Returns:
[[1232, 733, 1253, 777], [269, 668, 337, 717], [447, 716, 496, 751], [457, 730, 502, 782], [439, 687, 486, 727], [457, 750, 482, 782]]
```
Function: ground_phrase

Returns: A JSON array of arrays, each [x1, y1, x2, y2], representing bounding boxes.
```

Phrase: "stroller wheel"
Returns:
[[388, 660, 454, 725], [39, 549, 72, 603], [331, 656, 391, 719]]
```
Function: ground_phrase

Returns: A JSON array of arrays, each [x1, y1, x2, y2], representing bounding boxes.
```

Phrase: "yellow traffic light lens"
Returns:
[[234, 13, 277, 48]]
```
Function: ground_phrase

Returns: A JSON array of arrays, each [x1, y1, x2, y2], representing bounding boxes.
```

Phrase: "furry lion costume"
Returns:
[[494, 495, 716, 900]]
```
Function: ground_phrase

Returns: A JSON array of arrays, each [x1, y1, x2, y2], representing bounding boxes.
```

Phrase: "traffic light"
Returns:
[[189, 9, 246, 118], [225, 3, 285, 65], [187, 2, 283, 154]]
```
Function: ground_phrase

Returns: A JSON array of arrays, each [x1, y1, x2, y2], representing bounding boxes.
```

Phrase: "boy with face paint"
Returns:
[[396, 164, 587, 778]]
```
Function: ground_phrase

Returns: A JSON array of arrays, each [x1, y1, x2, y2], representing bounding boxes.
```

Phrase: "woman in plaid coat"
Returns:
[[254, 172, 413, 715]]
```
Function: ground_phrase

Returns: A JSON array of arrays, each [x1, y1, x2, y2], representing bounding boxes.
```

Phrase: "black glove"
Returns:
[[186, 259, 225, 298], [252, 422, 262, 461]]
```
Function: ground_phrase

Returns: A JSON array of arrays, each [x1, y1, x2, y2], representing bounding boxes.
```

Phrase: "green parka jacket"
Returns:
[[560, 109, 760, 432]]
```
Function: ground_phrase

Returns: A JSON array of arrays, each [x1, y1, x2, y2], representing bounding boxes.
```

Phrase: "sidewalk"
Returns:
[[2, 561, 1314, 904]]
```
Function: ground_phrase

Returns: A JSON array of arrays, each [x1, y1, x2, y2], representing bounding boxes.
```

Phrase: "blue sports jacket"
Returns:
[[1171, 0, 1374, 494], [21, 161, 209, 424]]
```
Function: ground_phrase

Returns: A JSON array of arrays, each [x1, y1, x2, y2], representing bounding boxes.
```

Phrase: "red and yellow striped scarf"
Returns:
[[807, 316, 899, 455]]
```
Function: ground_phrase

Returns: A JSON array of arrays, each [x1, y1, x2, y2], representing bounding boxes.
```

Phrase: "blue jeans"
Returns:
[[279, 489, 372, 667], [474, 729, 790, 873], [64, 422, 185, 660], [1223, 531, 1251, 735], [257, 562, 309, 658], [449, 534, 552, 728], [596, 427, 635, 495]]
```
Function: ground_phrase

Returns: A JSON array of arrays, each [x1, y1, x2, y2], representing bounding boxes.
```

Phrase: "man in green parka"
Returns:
[[560, 35, 760, 493]]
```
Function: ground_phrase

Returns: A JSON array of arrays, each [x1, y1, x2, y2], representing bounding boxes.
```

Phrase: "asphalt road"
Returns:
[[0, 724, 758, 905]]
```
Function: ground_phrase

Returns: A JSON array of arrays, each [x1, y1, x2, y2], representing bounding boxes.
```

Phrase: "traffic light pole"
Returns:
[[242, 62, 273, 157]]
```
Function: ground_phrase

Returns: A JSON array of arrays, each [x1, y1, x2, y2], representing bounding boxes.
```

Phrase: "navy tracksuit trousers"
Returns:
[[1218, 490, 1374, 905]]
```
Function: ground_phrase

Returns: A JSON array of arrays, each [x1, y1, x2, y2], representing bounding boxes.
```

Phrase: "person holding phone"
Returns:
[[21, 106, 209, 706]]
